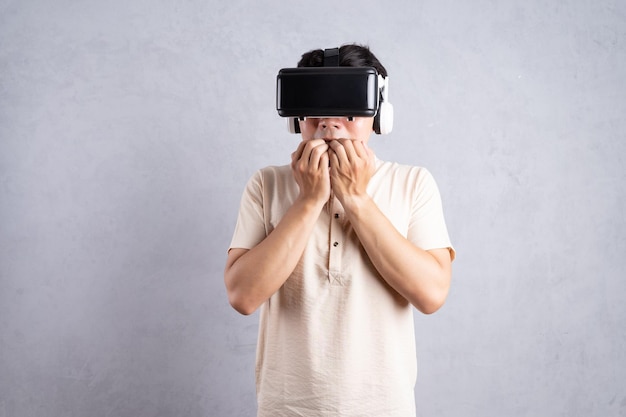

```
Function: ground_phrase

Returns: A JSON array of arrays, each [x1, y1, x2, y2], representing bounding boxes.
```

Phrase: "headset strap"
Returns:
[[323, 48, 339, 67]]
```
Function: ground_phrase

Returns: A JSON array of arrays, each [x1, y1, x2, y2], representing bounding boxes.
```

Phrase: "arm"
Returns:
[[224, 139, 330, 315], [328, 139, 452, 314]]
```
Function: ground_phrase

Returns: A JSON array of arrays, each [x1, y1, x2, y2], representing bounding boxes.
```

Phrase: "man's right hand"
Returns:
[[291, 139, 331, 205], [226, 139, 332, 315]]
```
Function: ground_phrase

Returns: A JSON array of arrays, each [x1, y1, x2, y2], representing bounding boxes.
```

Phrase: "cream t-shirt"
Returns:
[[230, 159, 454, 417]]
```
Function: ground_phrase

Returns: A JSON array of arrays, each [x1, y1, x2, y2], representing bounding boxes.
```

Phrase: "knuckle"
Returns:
[[311, 147, 324, 157]]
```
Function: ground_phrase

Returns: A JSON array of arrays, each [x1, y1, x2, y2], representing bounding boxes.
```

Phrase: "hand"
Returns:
[[291, 139, 331, 206], [328, 139, 376, 208]]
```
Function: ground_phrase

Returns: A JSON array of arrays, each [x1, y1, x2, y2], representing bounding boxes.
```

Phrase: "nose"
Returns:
[[319, 117, 344, 130]]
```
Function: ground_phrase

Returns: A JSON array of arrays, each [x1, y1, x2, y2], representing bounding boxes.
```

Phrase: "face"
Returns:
[[298, 117, 375, 143]]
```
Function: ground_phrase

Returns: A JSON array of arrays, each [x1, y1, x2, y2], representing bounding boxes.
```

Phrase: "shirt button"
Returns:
[[333, 242, 339, 247], [334, 213, 340, 219]]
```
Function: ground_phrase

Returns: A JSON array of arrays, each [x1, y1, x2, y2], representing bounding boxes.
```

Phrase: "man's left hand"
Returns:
[[328, 139, 376, 209]]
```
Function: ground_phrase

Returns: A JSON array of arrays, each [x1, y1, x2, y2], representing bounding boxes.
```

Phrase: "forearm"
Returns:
[[343, 195, 452, 314], [225, 197, 324, 315]]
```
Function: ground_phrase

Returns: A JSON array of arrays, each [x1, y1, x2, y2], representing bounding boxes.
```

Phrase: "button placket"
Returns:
[[328, 201, 344, 285]]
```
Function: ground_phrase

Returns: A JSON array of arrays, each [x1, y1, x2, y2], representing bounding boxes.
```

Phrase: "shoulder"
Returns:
[[246, 164, 292, 187], [242, 164, 297, 205], [258, 164, 292, 177], [374, 159, 437, 187]]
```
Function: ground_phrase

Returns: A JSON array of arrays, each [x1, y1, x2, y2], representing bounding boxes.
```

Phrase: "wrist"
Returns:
[[340, 192, 371, 217], [295, 193, 328, 212]]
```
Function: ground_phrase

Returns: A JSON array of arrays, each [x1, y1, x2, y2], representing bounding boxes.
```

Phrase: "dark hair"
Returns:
[[297, 43, 388, 78]]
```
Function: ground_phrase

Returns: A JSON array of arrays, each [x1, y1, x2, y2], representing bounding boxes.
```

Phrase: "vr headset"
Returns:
[[276, 48, 394, 135]]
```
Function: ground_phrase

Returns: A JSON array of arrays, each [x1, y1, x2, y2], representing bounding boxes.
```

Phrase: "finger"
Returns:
[[302, 139, 327, 162], [329, 148, 340, 171], [364, 141, 376, 163], [291, 140, 308, 164], [329, 140, 349, 165], [309, 143, 329, 168], [351, 140, 368, 159], [340, 139, 360, 162], [320, 151, 330, 173]]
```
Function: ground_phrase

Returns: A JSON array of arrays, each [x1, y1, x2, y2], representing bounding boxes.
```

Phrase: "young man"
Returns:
[[224, 44, 455, 417]]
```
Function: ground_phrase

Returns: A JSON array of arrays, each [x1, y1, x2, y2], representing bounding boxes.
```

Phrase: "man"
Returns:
[[224, 44, 455, 417]]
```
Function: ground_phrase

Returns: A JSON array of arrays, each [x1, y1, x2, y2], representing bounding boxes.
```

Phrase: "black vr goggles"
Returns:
[[276, 48, 394, 135]]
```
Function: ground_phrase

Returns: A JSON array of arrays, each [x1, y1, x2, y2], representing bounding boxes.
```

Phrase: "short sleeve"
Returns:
[[408, 169, 456, 261], [229, 170, 268, 251]]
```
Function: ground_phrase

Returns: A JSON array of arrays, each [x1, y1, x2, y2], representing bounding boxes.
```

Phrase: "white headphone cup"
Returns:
[[287, 118, 301, 134], [378, 102, 394, 135]]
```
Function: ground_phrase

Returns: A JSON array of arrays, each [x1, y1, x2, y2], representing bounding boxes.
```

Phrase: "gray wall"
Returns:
[[1, 0, 624, 416]]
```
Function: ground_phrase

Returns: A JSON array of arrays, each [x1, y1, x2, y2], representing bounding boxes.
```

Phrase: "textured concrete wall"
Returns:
[[1, 0, 625, 416]]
